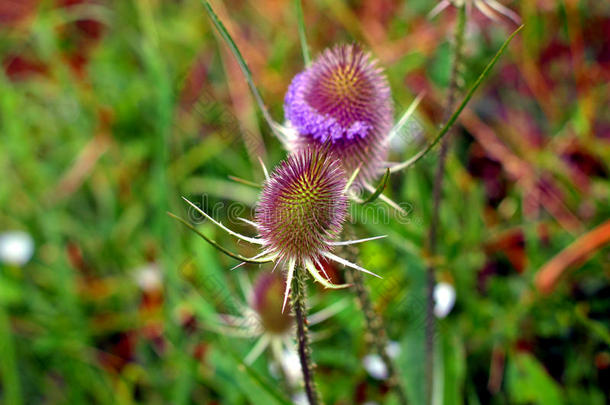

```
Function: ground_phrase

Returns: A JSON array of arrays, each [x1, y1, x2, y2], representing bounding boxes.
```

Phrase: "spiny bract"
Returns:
[[429, 0, 520, 24]]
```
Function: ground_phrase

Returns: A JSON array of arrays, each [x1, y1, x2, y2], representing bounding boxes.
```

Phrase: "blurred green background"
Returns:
[[0, 0, 609, 404]]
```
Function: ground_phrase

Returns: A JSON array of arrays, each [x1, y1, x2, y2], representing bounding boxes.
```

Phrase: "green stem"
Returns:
[[342, 226, 409, 405], [425, 5, 467, 405], [291, 268, 321, 405], [201, 0, 283, 139], [347, 269, 410, 405], [294, 0, 311, 66]]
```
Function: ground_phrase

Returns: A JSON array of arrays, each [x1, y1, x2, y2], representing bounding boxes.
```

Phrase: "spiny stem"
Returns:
[[347, 269, 410, 405], [291, 267, 321, 405], [425, 5, 466, 405], [342, 226, 409, 405]]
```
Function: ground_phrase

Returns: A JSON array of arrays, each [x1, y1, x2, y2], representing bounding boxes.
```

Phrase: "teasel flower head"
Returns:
[[429, 0, 521, 24], [284, 44, 393, 183], [201, 0, 468, 215], [209, 271, 348, 365], [178, 146, 385, 313], [252, 272, 294, 335], [255, 145, 348, 264]]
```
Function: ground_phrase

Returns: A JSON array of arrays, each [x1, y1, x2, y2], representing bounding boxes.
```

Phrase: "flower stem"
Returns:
[[291, 267, 321, 405], [343, 226, 409, 405], [347, 269, 410, 405], [425, 5, 467, 405]]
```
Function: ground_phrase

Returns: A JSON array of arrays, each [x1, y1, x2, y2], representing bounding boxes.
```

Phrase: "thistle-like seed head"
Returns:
[[251, 273, 294, 334], [255, 147, 348, 264], [284, 44, 393, 182]]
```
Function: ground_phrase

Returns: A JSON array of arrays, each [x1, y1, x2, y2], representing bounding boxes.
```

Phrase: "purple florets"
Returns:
[[255, 147, 347, 264], [284, 44, 393, 182]]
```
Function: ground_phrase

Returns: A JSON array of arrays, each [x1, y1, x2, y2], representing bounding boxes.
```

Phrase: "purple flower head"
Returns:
[[180, 144, 384, 313], [251, 273, 294, 335], [255, 146, 348, 265], [284, 44, 393, 182]]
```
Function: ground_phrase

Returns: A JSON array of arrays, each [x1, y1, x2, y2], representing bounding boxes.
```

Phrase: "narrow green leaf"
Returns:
[[228, 175, 263, 189], [440, 327, 466, 405], [294, 0, 311, 65], [390, 24, 524, 173], [0, 306, 22, 405], [507, 352, 565, 405], [575, 305, 610, 346], [361, 168, 390, 204], [201, 1, 283, 138], [219, 338, 294, 405], [343, 165, 361, 192], [168, 212, 272, 264], [388, 92, 424, 141]]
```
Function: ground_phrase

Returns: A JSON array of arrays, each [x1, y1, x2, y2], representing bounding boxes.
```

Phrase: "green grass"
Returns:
[[0, 0, 609, 404]]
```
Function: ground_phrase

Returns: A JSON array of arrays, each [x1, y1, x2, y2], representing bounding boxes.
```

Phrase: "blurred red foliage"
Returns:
[[0, 0, 39, 26]]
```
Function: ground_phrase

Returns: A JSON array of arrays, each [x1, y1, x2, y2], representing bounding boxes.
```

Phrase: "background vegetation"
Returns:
[[0, 0, 609, 404]]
